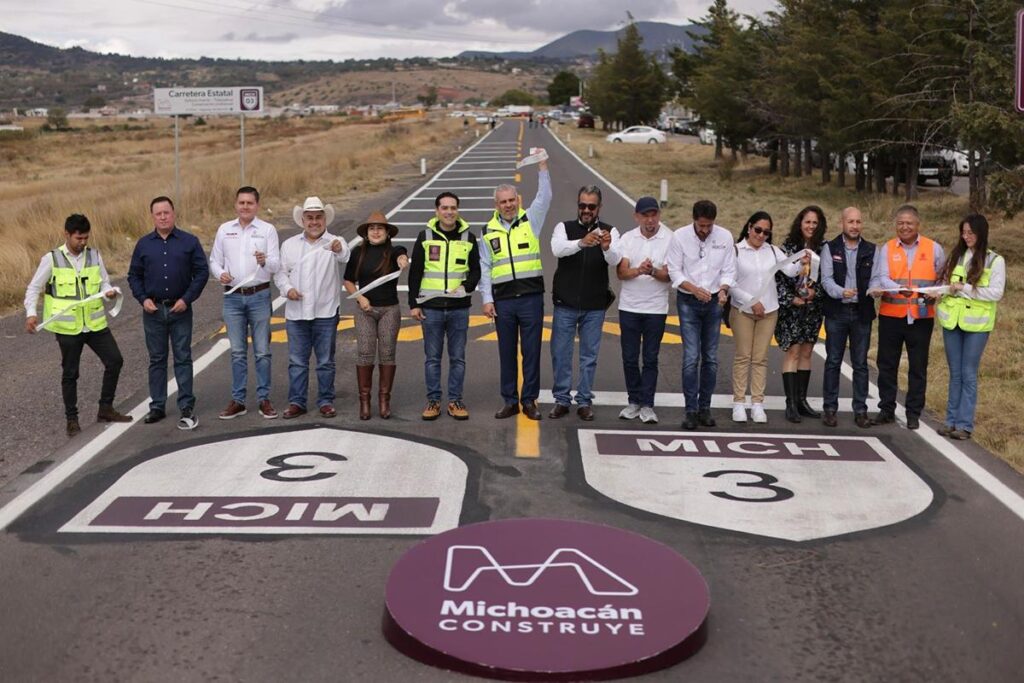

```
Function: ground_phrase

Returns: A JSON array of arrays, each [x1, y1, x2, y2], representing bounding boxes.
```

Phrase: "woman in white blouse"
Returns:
[[728, 211, 803, 423], [936, 214, 1005, 440]]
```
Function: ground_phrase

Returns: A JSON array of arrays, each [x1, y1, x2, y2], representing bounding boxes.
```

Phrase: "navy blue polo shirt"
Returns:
[[127, 227, 209, 304]]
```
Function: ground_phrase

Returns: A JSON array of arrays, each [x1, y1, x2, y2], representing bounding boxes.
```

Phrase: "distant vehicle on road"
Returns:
[[475, 114, 490, 124], [917, 153, 954, 187], [698, 126, 716, 145], [577, 113, 595, 128], [606, 126, 666, 144]]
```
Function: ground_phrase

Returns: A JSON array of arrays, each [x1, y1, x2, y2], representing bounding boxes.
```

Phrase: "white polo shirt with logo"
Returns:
[[617, 224, 673, 315]]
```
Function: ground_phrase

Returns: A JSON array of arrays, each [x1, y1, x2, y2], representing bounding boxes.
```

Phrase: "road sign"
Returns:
[[153, 86, 264, 116], [384, 518, 709, 679], [579, 430, 934, 542], [60, 427, 467, 535]]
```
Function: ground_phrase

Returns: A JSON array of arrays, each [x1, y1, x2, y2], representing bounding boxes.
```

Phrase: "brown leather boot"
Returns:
[[378, 364, 396, 419], [357, 365, 373, 420], [97, 404, 133, 423]]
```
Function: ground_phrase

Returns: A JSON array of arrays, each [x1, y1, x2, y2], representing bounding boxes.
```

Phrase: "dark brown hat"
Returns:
[[357, 211, 398, 239]]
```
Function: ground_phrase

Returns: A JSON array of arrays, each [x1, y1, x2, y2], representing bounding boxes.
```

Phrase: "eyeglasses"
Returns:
[[751, 227, 772, 236], [578, 203, 599, 211]]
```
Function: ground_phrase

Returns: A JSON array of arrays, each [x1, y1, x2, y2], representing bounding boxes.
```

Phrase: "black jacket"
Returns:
[[551, 219, 616, 310]]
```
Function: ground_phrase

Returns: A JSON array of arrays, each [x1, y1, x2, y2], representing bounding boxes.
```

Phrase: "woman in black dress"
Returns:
[[775, 206, 827, 423], [343, 211, 408, 420]]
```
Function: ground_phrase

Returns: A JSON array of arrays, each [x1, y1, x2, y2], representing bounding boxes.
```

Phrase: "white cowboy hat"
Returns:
[[293, 196, 336, 227]]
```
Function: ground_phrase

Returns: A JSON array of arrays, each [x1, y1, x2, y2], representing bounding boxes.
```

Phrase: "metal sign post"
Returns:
[[174, 115, 181, 206], [240, 114, 246, 185]]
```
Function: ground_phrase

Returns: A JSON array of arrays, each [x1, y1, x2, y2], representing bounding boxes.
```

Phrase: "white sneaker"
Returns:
[[619, 404, 641, 420], [639, 406, 658, 424], [732, 404, 747, 423], [750, 403, 768, 423]]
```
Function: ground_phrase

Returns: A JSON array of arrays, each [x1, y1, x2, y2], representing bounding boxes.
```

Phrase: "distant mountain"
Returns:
[[460, 21, 704, 60]]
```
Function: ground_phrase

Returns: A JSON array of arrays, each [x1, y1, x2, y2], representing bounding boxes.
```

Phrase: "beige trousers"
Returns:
[[730, 308, 778, 403]]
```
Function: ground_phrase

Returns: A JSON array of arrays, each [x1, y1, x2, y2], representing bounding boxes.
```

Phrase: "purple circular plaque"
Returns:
[[383, 518, 710, 680]]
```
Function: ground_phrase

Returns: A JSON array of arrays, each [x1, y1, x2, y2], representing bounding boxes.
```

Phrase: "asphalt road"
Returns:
[[0, 120, 1022, 682]]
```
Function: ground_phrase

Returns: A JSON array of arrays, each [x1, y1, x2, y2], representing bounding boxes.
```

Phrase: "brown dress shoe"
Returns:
[[854, 413, 871, 428], [97, 405, 132, 423], [319, 404, 337, 418], [548, 404, 570, 419], [521, 402, 542, 420], [822, 409, 838, 427], [577, 406, 594, 421], [218, 400, 247, 419], [66, 418, 81, 437], [494, 403, 519, 419], [259, 399, 278, 419], [282, 404, 307, 419]]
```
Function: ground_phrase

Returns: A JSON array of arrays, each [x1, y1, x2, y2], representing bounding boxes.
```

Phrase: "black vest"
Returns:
[[552, 219, 615, 310], [821, 235, 876, 323]]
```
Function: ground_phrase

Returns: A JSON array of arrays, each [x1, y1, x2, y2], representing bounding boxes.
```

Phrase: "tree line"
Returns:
[[551, 4, 1024, 214]]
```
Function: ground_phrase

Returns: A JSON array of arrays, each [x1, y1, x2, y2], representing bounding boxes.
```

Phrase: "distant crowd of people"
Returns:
[[25, 147, 1004, 443]]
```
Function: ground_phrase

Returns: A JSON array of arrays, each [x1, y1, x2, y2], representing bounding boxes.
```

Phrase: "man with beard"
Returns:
[[547, 185, 621, 420]]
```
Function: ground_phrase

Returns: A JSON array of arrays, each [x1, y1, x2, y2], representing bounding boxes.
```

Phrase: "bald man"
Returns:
[[819, 207, 876, 428]]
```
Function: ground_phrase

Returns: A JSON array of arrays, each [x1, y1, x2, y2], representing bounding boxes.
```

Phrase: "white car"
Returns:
[[606, 126, 666, 144], [697, 126, 716, 145]]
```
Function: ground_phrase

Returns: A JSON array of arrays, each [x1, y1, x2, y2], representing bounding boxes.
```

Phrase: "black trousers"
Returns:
[[56, 328, 124, 419], [876, 315, 933, 417]]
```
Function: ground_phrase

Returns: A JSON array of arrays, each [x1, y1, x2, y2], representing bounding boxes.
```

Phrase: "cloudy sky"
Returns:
[[7, 0, 775, 61]]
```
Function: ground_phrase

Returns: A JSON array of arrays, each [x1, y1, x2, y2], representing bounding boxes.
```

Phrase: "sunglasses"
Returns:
[[578, 203, 599, 211], [751, 227, 772, 236]]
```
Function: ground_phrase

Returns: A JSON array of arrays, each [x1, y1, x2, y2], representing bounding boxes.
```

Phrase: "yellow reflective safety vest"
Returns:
[[482, 209, 543, 298], [937, 250, 1000, 332], [42, 245, 108, 335], [420, 217, 474, 293]]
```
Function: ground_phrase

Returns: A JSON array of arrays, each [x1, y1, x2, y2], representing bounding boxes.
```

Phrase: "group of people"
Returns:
[[25, 151, 1004, 442]]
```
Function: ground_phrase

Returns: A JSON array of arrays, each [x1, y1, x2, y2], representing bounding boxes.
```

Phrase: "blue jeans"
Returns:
[[619, 310, 667, 408], [422, 307, 470, 402], [677, 295, 722, 412], [494, 293, 544, 405], [943, 327, 989, 432], [551, 306, 606, 407], [822, 307, 872, 414], [286, 315, 337, 409], [223, 287, 272, 403], [142, 303, 194, 413]]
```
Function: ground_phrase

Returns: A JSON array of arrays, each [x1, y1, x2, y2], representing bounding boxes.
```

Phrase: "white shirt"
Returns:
[[666, 223, 736, 294], [550, 221, 623, 264], [274, 231, 350, 320], [730, 240, 801, 314], [24, 245, 114, 322], [617, 224, 672, 314], [209, 216, 281, 287]]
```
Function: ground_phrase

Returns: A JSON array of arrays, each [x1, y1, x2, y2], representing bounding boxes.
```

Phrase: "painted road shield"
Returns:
[[61, 427, 467, 535], [579, 430, 934, 542]]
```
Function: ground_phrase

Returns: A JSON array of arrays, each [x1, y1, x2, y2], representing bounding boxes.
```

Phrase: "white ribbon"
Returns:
[[224, 271, 260, 295], [416, 286, 472, 304], [746, 249, 820, 305], [870, 285, 949, 297], [346, 269, 403, 300], [39, 287, 124, 332], [516, 147, 549, 169]]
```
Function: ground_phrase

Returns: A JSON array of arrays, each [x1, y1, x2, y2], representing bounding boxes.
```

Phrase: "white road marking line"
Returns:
[[537, 391, 848, 411], [404, 196, 493, 201], [548, 127, 1024, 524], [0, 128, 506, 532], [392, 208, 495, 214], [431, 176, 513, 181]]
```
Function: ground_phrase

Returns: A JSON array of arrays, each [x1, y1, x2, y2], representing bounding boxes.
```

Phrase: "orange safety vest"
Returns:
[[878, 237, 938, 319]]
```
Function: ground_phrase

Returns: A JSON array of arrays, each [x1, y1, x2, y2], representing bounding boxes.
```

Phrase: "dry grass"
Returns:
[[269, 67, 550, 107], [558, 128, 1024, 473], [0, 114, 466, 311]]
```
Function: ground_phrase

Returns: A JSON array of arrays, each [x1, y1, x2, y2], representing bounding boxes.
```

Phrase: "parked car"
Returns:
[[917, 153, 954, 187], [673, 119, 701, 136], [577, 113, 595, 128], [475, 114, 490, 124], [697, 126, 716, 145], [606, 126, 666, 144]]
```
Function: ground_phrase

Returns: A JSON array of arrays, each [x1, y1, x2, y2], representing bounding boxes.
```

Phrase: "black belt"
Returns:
[[155, 298, 178, 306], [225, 282, 270, 295]]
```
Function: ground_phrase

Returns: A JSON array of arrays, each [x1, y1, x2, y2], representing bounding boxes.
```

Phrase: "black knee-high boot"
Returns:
[[797, 369, 821, 418], [783, 372, 801, 423]]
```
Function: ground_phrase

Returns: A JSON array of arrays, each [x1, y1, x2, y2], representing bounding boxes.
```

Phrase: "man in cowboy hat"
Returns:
[[274, 197, 350, 419], [408, 191, 480, 421], [479, 149, 552, 420], [343, 211, 409, 420]]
